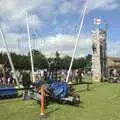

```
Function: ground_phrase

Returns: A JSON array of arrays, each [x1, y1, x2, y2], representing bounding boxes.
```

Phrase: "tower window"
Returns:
[[92, 43, 97, 54]]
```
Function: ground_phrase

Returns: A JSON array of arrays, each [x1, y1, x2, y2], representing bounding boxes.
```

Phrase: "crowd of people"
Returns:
[[35, 69, 85, 83], [0, 68, 87, 86], [0, 67, 90, 100], [0, 68, 16, 86]]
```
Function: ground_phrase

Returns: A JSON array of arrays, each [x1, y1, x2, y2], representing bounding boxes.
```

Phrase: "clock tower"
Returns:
[[91, 29, 107, 82]]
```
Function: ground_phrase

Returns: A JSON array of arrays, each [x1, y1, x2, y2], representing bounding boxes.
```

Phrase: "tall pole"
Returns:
[[26, 12, 35, 82], [97, 28, 101, 81], [66, 3, 87, 83], [0, 25, 19, 86]]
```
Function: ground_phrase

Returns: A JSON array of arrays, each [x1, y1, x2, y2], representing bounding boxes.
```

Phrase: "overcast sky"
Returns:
[[0, 0, 120, 57]]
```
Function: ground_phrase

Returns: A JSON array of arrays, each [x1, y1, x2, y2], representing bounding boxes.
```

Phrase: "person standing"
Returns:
[[78, 69, 82, 83], [75, 69, 79, 83], [22, 72, 32, 100]]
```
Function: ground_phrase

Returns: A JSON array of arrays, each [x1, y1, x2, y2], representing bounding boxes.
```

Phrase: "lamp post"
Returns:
[[48, 59, 54, 79]]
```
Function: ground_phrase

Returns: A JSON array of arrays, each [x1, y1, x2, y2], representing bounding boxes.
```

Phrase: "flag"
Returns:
[[94, 18, 102, 25]]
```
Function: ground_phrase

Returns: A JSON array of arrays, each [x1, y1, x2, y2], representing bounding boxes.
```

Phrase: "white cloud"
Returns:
[[0, 0, 119, 33], [59, 1, 79, 14], [58, 0, 84, 14], [0, 0, 119, 58], [24, 14, 42, 28], [0, 0, 53, 20], [0, 0, 54, 32], [31, 34, 91, 57], [0, 32, 120, 58], [0, 32, 28, 54], [107, 41, 120, 57], [87, 0, 119, 11], [58, 0, 119, 15], [0, 0, 37, 19], [0, 33, 91, 57]]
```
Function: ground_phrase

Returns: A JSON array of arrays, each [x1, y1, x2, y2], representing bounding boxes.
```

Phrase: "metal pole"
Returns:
[[26, 12, 35, 82], [40, 85, 45, 116], [0, 25, 19, 86], [66, 3, 87, 83]]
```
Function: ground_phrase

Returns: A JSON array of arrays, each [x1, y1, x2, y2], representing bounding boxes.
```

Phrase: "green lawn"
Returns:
[[0, 83, 120, 120]]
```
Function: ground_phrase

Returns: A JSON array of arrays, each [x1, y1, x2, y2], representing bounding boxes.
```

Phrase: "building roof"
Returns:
[[107, 57, 120, 62]]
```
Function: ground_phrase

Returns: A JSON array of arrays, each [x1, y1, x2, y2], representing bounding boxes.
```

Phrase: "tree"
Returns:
[[85, 54, 92, 71], [55, 51, 62, 70], [62, 56, 72, 69], [30, 50, 48, 69], [0, 51, 92, 71]]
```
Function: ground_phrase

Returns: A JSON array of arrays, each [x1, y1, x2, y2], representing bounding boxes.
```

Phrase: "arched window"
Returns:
[[92, 43, 97, 54]]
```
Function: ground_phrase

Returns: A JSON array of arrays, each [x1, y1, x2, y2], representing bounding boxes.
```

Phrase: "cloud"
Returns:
[[0, 32, 120, 58], [58, 0, 120, 15], [0, 0, 38, 20], [27, 34, 91, 57], [107, 41, 120, 57], [59, 1, 82, 14], [0, 0, 119, 34], [0, 0, 54, 32], [0, 0, 120, 58], [0, 33, 91, 57], [24, 14, 42, 28], [58, 0, 86, 15], [87, 0, 120, 11], [0, 33, 28, 54], [0, 0, 54, 20]]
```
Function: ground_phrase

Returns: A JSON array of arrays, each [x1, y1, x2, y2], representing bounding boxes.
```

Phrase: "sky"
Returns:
[[0, 0, 120, 57]]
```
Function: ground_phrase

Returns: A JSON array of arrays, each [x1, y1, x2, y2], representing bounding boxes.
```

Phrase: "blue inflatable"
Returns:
[[34, 79, 70, 99], [0, 88, 17, 98], [48, 82, 70, 99]]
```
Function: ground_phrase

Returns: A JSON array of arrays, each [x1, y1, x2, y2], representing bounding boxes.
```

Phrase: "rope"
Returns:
[[66, 2, 88, 83]]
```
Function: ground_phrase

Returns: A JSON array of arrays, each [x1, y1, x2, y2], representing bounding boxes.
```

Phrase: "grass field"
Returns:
[[0, 83, 120, 120]]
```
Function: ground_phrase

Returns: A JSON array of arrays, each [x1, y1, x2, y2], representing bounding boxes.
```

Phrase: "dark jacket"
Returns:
[[22, 72, 32, 88]]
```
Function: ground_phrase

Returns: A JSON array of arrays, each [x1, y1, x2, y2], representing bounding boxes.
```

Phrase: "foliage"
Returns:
[[22, 72, 31, 87], [61, 55, 72, 69], [0, 50, 92, 70], [31, 49, 48, 69], [85, 54, 92, 71]]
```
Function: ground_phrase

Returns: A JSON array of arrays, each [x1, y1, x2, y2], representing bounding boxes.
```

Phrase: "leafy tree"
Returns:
[[85, 54, 92, 71], [0, 51, 92, 71], [62, 55, 72, 69], [30, 49, 48, 69], [55, 51, 62, 70]]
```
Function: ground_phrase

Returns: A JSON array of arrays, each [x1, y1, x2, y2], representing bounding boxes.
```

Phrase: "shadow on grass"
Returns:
[[75, 89, 91, 93], [0, 96, 28, 104], [35, 107, 61, 119], [58, 100, 85, 109], [77, 101, 84, 108], [90, 83, 109, 89], [0, 94, 19, 99], [106, 95, 120, 103], [47, 107, 61, 115], [75, 83, 109, 93]]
